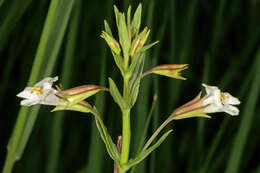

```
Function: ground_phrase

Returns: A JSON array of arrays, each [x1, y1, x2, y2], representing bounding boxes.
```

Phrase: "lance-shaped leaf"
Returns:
[[95, 118, 121, 163], [51, 101, 93, 113], [92, 107, 120, 162], [127, 6, 132, 39], [113, 5, 120, 28], [118, 12, 131, 60], [104, 20, 113, 36], [145, 64, 188, 80], [58, 85, 108, 105], [109, 78, 130, 110], [140, 40, 159, 52], [101, 31, 121, 55], [130, 27, 150, 57], [121, 129, 173, 172], [131, 3, 142, 37], [129, 53, 145, 107]]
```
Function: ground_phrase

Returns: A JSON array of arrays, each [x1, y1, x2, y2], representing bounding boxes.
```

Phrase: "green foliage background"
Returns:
[[0, 0, 260, 173]]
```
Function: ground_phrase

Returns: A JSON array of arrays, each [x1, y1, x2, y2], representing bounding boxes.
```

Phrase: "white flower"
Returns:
[[202, 84, 240, 116], [17, 76, 64, 106]]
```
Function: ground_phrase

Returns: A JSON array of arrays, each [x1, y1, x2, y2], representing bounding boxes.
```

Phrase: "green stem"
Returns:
[[120, 76, 131, 172], [142, 117, 173, 151], [121, 109, 131, 164]]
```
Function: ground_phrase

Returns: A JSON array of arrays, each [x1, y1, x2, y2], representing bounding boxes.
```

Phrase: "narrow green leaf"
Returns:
[[108, 77, 129, 110], [129, 53, 145, 106], [118, 13, 131, 60], [127, 5, 132, 39], [112, 52, 125, 74], [93, 107, 120, 162], [95, 119, 118, 161], [131, 3, 142, 37], [113, 5, 120, 28], [140, 41, 159, 52], [104, 20, 113, 36]]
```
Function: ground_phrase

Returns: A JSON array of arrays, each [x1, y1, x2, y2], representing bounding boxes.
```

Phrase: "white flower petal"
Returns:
[[35, 76, 58, 88], [40, 88, 64, 106], [222, 104, 239, 116], [223, 92, 240, 105], [203, 104, 222, 113], [17, 76, 62, 107], [17, 87, 41, 100], [21, 99, 40, 106], [16, 87, 33, 98], [202, 83, 240, 116], [202, 84, 219, 95], [40, 94, 63, 105], [202, 84, 222, 107]]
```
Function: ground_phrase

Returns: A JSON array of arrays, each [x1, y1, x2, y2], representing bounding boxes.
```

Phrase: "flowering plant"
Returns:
[[13, 4, 240, 173]]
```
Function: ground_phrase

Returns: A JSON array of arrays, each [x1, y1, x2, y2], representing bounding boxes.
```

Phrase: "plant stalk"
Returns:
[[142, 117, 173, 151], [120, 76, 131, 173]]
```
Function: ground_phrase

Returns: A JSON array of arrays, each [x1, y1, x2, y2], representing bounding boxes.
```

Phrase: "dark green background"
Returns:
[[0, 0, 260, 172]]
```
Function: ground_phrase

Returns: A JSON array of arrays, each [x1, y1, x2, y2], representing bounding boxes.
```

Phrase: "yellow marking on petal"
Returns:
[[30, 87, 43, 95], [220, 93, 228, 102]]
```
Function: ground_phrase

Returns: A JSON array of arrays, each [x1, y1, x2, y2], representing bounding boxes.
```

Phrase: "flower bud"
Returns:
[[130, 27, 150, 57], [146, 64, 188, 80], [101, 31, 121, 55], [58, 85, 108, 105]]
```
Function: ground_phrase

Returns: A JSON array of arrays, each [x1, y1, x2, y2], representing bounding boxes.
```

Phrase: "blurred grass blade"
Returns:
[[46, 1, 80, 173], [197, 54, 210, 169], [16, 0, 75, 158], [2, 0, 74, 172], [0, 0, 4, 7], [130, 94, 157, 173], [179, 0, 199, 61], [210, 0, 227, 55], [225, 50, 260, 173], [219, 3, 260, 88], [85, 2, 113, 172], [0, 0, 33, 54]]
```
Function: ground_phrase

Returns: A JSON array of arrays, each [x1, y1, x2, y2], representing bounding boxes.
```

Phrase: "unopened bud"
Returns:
[[101, 31, 121, 55], [145, 64, 188, 80], [130, 27, 150, 57]]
